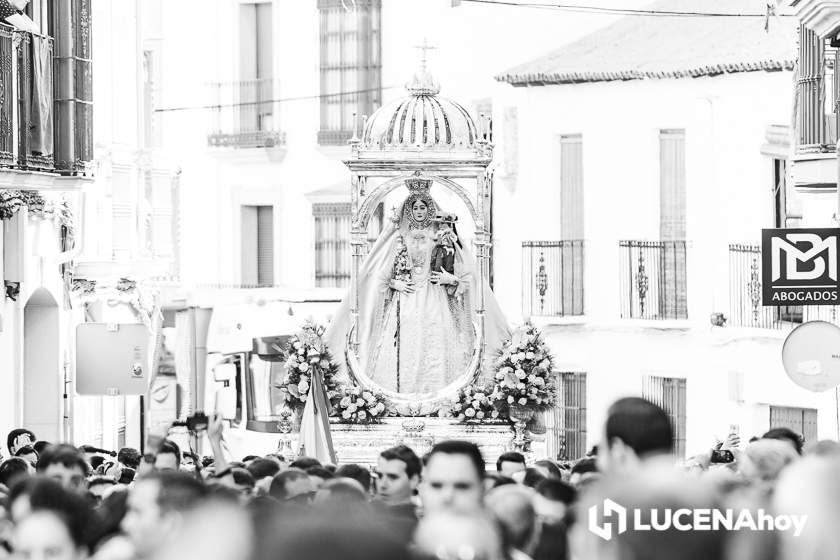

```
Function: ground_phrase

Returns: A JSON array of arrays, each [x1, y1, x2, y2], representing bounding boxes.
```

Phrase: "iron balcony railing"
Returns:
[[728, 244, 839, 329], [522, 240, 584, 317], [207, 78, 286, 149], [797, 24, 840, 152], [619, 240, 688, 320], [0, 27, 58, 171]]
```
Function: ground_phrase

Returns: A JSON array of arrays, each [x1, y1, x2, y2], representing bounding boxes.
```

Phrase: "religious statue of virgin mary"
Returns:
[[327, 177, 509, 399]]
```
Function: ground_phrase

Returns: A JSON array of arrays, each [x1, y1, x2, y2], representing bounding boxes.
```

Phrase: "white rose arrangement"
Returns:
[[448, 384, 506, 423], [491, 325, 556, 413], [335, 385, 389, 424], [277, 320, 341, 412]]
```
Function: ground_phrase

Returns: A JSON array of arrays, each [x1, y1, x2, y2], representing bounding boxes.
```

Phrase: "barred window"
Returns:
[[643, 375, 686, 458], [546, 372, 587, 461], [314, 203, 352, 288], [318, 0, 381, 145]]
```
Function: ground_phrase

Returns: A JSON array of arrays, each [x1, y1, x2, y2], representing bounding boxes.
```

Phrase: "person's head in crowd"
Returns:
[[88, 487, 129, 551], [421, 440, 485, 514], [741, 438, 798, 486], [257, 509, 411, 560], [774, 456, 840, 560], [6, 428, 35, 457], [414, 510, 506, 560], [242, 454, 260, 465], [181, 452, 199, 472], [14, 445, 38, 467], [229, 468, 256, 498], [269, 469, 314, 503], [806, 439, 840, 457], [201, 455, 215, 469], [534, 478, 576, 525], [36, 443, 89, 493], [0, 457, 31, 489], [569, 457, 598, 485], [323, 463, 337, 474], [376, 445, 421, 507], [88, 476, 117, 502], [574, 465, 725, 560], [335, 463, 372, 493], [496, 451, 526, 477], [248, 458, 282, 496], [121, 470, 209, 559], [306, 466, 334, 490], [32, 440, 51, 456], [313, 477, 368, 507], [598, 397, 674, 473], [118, 447, 141, 470], [11, 478, 93, 560], [90, 455, 106, 472], [534, 459, 563, 480], [155, 439, 182, 472], [484, 471, 516, 492], [290, 457, 321, 471], [762, 427, 804, 456], [118, 467, 136, 485], [485, 484, 539, 558], [522, 467, 547, 488]]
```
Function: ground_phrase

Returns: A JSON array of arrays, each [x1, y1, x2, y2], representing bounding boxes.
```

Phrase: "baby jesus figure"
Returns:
[[430, 212, 459, 296]]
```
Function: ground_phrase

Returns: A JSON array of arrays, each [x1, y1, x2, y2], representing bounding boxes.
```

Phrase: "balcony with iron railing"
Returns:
[[207, 79, 286, 150], [792, 24, 840, 188], [619, 240, 688, 320], [728, 243, 839, 329], [0, 23, 91, 181], [521, 241, 584, 318]]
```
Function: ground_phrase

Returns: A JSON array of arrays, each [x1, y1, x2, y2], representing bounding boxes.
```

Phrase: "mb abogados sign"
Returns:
[[762, 228, 840, 306]]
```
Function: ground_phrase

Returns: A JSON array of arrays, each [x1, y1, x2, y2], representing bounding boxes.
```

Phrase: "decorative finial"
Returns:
[[405, 177, 432, 193], [406, 38, 441, 96]]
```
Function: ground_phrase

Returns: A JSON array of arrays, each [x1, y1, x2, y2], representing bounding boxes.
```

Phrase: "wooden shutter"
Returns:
[[659, 130, 687, 318], [313, 203, 351, 288], [257, 206, 274, 286], [770, 405, 818, 446], [560, 134, 583, 240]]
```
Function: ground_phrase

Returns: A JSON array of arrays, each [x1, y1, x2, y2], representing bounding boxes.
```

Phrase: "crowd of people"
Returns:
[[0, 397, 838, 560]]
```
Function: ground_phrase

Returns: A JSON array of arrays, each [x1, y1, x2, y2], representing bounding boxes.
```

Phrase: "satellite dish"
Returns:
[[781, 321, 840, 392]]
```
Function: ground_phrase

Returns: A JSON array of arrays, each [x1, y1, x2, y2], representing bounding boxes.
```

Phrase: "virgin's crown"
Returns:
[[405, 178, 432, 193]]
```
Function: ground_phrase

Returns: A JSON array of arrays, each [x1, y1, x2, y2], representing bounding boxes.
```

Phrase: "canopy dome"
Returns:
[[360, 69, 479, 151]]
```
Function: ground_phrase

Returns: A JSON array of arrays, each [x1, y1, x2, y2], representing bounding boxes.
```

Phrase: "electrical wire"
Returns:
[[459, 0, 795, 18], [153, 85, 401, 113]]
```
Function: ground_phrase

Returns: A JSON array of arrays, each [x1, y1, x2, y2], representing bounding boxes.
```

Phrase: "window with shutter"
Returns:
[[241, 205, 274, 287], [643, 375, 687, 458], [546, 372, 587, 460], [313, 202, 352, 287], [318, 0, 381, 145], [659, 129, 687, 319], [769, 405, 817, 447]]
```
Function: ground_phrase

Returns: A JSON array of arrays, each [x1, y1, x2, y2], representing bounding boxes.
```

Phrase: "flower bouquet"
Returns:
[[277, 320, 341, 412], [393, 236, 412, 283], [491, 325, 557, 414], [448, 384, 506, 423], [335, 385, 389, 424]]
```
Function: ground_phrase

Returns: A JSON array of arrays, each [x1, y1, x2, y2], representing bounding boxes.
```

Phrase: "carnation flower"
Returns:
[[465, 408, 476, 418], [491, 410, 499, 418], [347, 404, 357, 413], [540, 359, 550, 369], [357, 411, 367, 420], [476, 411, 485, 419], [320, 359, 330, 368], [297, 381, 309, 394], [342, 410, 352, 419], [534, 377, 545, 387], [516, 369, 526, 379], [370, 408, 379, 416], [517, 352, 526, 361], [376, 402, 386, 413], [527, 375, 536, 383], [507, 396, 514, 404], [298, 362, 310, 372], [518, 397, 528, 405], [362, 391, 373, 400], [525, 352, 535, 360], [293, 341, 302, 350], [340, 396, 351, 407]]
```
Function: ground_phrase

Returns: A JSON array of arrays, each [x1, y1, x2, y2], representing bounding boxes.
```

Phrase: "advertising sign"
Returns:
[[762, 228, 840, 306]]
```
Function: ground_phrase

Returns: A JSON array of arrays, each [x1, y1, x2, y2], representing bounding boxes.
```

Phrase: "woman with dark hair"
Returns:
[[534, 460, 563, 480], [10, 477, 93, 560]]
